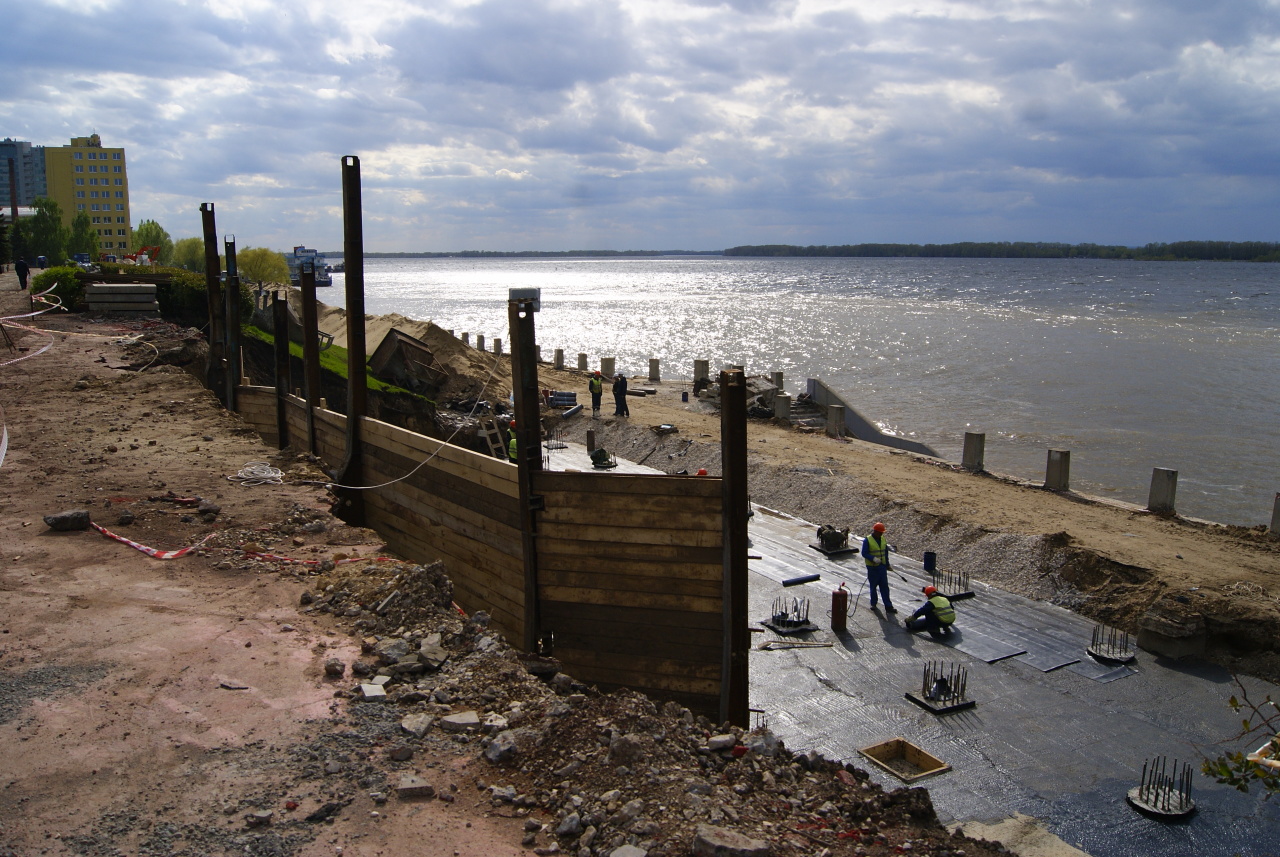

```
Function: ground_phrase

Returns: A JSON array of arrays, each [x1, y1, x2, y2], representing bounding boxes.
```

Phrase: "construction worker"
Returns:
[[612, 373, 630, 416], [588, 371, 604, 417], [905, 585, 956, 640], [507, 420, 518, 463], [861, 522, 896, 614]]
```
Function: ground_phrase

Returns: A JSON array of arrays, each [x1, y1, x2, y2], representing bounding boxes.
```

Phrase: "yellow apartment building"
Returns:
[[43, 133, 132, 253]]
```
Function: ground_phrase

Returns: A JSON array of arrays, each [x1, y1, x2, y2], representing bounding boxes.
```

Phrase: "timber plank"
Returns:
[[537, 491, 723, 516], [551, 649, 719, 695], [363, 432, 520, 497], [535, 538, 721, 565], [538, 504, 722, 531], [365, 448, 521, 527], [363, 482, 522, 560], [536, 551, 720, 582], [360, 417, 516, 482], [540, 585, 720, 614], [364, 492, 524, 571], [541, 600, 722, 630], [534, 471, 721, 498], [542, 619, 727, 652], [539, 521, 722, 549], [538, 569, 721, 599], [549, 624, 722, 659]]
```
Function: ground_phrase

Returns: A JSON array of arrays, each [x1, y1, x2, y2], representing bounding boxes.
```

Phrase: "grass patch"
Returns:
[[243, 326, 432, 400]]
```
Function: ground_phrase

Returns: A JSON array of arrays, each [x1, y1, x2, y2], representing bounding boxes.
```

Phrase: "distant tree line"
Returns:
[[723, 241, 1280, 262]]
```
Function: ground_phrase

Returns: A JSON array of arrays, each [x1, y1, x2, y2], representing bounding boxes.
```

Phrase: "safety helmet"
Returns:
[[510, 420, 517, 428], [872, 522, 886, 533], [594, 370, 601, 375], [923, 585, 937, 596]]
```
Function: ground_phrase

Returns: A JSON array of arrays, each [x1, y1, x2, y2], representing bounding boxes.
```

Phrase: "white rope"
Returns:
[[228, 461, 285, 486]]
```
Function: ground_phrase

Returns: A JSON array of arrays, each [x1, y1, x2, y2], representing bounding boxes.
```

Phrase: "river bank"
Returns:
[[313, 303, 1280, 683]]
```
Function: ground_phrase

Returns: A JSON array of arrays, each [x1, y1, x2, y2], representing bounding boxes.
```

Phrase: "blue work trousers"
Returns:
[[866, 566, 893, 611]]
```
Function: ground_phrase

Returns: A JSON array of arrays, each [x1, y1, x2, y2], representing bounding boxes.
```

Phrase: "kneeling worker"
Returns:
[[905, 586, 956, 640]]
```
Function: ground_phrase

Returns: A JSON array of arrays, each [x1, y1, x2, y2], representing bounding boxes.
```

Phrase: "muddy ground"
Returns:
[[1, 278, 1023, 857]]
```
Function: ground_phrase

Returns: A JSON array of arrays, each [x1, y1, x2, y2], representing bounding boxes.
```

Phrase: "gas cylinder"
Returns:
[[831, 583, 849, 633]]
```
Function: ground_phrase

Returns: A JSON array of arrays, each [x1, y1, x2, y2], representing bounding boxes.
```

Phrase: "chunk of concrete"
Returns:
[[396, 775, 435, 799], [44, 509, 91, 531], [440, 710, 480, 732], [692, 825, 772, 857]]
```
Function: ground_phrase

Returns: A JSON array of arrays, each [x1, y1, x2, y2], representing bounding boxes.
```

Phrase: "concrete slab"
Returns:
[[746, 507, 1279, 857]]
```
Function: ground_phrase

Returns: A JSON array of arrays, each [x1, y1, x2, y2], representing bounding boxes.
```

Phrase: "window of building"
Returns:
[[112, 152, 121, 160], [116, 217, 125, 223], [116, 203, 124, 209], [75, 165, 83, 172], [74, 152, 82, 159], [75, 178, 84, 185], [113, 165, 121, 173], [89, 152, 97, 160], [114, 179, 122, 186], [89, 191, 97, 198], [76, 191, 85, 198], [88, 165, 97, 172], [118, 228, 127, 235], [77, 204, 85, 211]]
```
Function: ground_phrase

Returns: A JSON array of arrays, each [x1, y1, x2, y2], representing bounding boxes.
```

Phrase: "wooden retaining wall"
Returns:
[[235, 385, 526, 642], [531, 471, 724, 715]]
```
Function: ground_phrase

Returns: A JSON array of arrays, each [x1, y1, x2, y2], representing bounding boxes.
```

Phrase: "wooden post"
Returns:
[[962, 432, 986, 472], [649, 359, 660, 382], [223, 236, 241, 411], [300, 269, 321, 456], [720, 369, 750, 727], [1147, 468, 1178, 515], [1270, 493, 1280, 536], [199, 203, 226, 405], [1045, 449, 1071, 490], [271, 291, 290, 449], [586, 430, 596, 453], [509, 297, 543, 652], [554, 348, 564, 370], [827, 404, 845, 438], [333, 155, 367, 523]]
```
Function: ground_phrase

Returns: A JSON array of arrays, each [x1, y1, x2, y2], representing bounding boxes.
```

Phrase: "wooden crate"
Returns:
[[858, 738, 951, 783]]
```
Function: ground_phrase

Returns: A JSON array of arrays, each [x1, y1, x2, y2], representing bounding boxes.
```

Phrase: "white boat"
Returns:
[[287, 246, 333, 286]]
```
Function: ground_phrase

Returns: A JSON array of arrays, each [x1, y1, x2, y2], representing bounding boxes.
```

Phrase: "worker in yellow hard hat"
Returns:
[[905, 585, 956, 640], [588, 371, 604, 418], [861, 522, 896, 614]]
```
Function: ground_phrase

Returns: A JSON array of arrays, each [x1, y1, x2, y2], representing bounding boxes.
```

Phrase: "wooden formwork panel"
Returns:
[[364, 446, 521, 529]]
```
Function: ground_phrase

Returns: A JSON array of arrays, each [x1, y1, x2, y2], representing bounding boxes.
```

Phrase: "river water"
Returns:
[[320, 256, 1279, 526]]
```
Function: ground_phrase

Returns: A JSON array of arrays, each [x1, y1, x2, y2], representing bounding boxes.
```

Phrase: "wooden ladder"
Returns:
[[479, 416, 507, 459]]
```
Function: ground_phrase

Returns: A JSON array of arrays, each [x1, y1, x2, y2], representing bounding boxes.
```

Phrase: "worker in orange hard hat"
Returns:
[[588, 371, 604, 418], [905, 585, 956, 640], [860, 522, 896, 614]]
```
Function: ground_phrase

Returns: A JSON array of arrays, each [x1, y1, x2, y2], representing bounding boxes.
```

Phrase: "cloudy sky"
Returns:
[[5, 0, 1280, 251]]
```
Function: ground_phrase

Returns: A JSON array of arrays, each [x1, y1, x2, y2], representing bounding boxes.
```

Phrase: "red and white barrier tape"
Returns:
[[91, 522, 213, 559]]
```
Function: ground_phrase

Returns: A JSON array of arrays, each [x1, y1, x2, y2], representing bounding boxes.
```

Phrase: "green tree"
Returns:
[[133, 219, 174, 264], [236, 247, 290, 285], [0, 214, 10, 265], [68, 209, 100, 259], [171, 236, 206, 272], [27, 197, 69, 263], [1203, 683, 1280, 796]]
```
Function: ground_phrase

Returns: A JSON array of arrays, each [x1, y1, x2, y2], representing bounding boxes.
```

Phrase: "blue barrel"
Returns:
[[681, 391, 689, 402]]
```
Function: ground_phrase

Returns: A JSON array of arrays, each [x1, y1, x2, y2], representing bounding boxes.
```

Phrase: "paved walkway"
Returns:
[[746, 507, 1279, 857]]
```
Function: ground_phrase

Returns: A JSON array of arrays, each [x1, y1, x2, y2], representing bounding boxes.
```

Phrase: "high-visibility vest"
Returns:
[[929, 595, 956, 625], [508, 435, 518, 461], [589, 376, 603, 394], [864, 533, 888, 567]]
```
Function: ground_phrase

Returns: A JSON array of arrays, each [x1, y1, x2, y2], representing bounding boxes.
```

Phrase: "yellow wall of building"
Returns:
[[43, 134, 133, 255]]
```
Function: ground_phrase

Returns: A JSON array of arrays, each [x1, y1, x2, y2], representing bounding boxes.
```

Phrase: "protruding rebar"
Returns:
[[1130, 755, 1195, 816]]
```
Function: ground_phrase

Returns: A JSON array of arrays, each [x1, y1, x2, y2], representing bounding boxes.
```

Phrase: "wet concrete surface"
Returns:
[[747, 507, 1280, 857]]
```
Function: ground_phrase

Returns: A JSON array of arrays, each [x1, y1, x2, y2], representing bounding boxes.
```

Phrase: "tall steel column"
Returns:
[[719, 369, 750, 727], [509, 297, 543, 652], [332, 156, 367, 523], [199, 203, 226, 404]]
